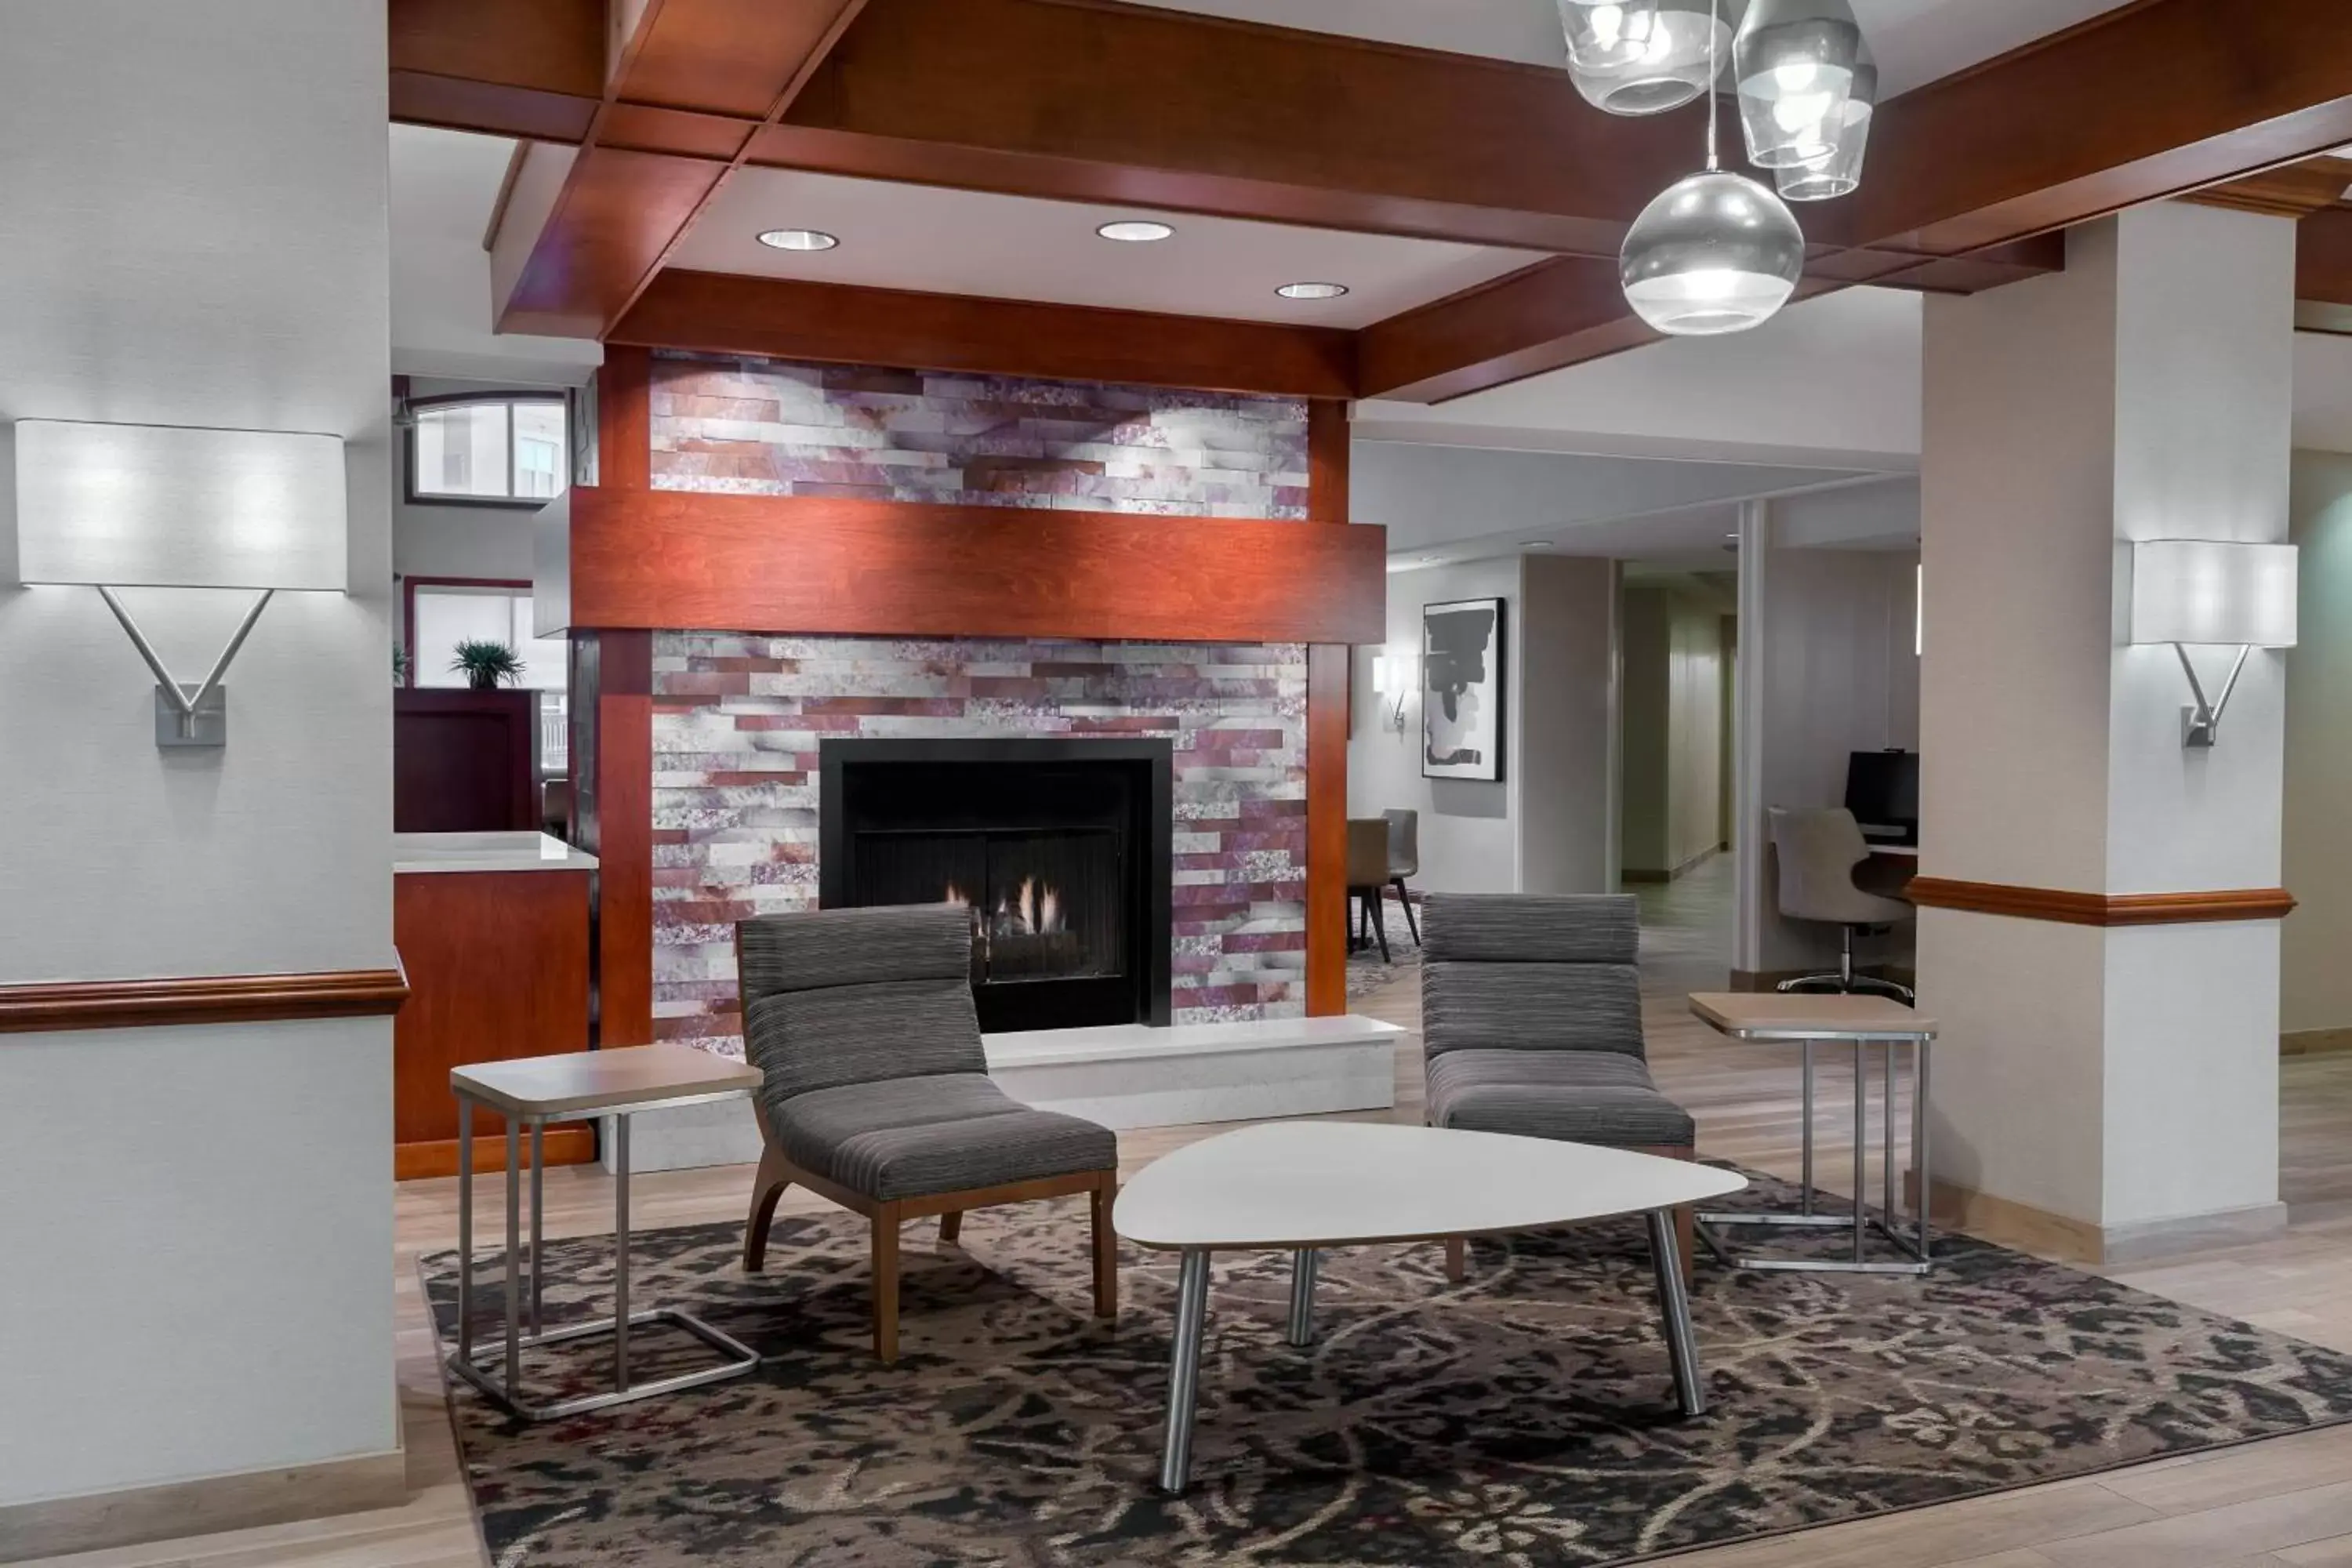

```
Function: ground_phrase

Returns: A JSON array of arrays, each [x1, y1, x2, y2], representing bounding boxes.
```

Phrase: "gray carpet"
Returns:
[[423, 1174, 2352, 1566]]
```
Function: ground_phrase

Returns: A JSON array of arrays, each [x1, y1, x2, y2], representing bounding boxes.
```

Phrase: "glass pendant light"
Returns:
[[1560, 0, 1732, 117], [1619, 0, 1806, 336], [1774, 60, 1875, 201], [1733, 0, 1866, 169]]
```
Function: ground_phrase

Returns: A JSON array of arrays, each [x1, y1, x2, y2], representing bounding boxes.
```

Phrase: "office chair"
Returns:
[[1768, 806, 1915, 1004]]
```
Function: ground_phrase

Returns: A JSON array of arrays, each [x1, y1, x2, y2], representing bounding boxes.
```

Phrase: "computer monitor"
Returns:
[[1845, 750, 1919, 843]]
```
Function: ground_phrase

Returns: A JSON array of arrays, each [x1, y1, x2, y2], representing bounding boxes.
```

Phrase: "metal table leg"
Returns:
[[1695, 1029, 1936, 1277], [445, 1095, 760, 1422], [1882, 1039, 1896, 1234], [1158, 1250, 1212, 1495], [1286, 1250, 1318, 1348], [529, 1120, 544, 1339], [456, 1098, 474, 1362], [1852, 1037, 1867, 1265], [1915, 1039, 1934, 1262], [614, 1113, 631, 1389], [1646, 1209, 1704, 1417], [1800, 1037, 1815, 1215], [504, 1118, 521, 1400]]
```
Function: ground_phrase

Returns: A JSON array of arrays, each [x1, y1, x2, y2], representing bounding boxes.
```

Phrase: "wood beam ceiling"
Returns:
[[395, 0, 2352, 402], [485, 0, 869, 337]]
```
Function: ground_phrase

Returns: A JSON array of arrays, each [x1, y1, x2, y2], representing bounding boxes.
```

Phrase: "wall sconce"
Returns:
[[2127, 539, 2297, 750], [1370, 648, 1418, 733], [9, 419, 348, 747]]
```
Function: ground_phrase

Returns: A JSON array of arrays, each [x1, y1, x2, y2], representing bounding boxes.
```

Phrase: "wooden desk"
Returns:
[[393, 832, 598, 1179]]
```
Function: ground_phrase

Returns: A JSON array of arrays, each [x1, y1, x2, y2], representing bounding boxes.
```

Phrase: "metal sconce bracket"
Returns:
[[96, 586, 274, 748], [2173, 641, 2252, 750]]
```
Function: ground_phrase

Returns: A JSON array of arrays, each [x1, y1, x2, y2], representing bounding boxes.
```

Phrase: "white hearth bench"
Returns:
[[604, 1014, 1405, 1174]]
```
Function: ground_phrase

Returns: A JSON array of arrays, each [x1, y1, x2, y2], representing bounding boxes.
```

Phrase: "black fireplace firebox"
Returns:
[[818, 738, 1174, 1033]]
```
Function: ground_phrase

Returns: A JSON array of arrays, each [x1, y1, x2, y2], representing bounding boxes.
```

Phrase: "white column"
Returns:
[[0, 0, 397, 1519], [1918, 202, 2293, 1254]]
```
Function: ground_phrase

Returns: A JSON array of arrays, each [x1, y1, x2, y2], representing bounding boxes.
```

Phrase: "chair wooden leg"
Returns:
[[1674, 1203, 1696, 1284], [1445, 1236, 1467, 1283], [938, 1210, 962, 1245], [1394, 879, 1421, 946], [743, 1142, 792, 1273], [873, 1203, 902, 1365], [1090, 1174, 1119, 1319]]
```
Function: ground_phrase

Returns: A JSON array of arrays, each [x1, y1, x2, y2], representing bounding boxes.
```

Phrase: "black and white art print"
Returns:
[[1421, 597, 1504, 781]]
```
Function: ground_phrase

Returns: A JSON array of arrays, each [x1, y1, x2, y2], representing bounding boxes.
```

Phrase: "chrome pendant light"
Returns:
[[1773, 59, 1875, 201], [1559, 0, 1732, 117], [1618, 0, 1805, 336], [1733, 0, 1871, 174]]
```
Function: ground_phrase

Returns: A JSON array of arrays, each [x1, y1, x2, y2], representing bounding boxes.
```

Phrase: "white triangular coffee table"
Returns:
[[1116, 1121, 1747, 1494]]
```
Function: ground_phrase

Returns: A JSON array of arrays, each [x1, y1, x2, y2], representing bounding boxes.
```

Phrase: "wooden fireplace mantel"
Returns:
[[535, 484, 1388, 645]]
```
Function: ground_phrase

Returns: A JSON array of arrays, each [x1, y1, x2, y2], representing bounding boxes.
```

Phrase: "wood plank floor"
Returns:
[[31, 856, 2352, 1568]]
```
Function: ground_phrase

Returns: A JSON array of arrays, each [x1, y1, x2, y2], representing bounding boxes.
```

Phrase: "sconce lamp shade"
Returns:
[[13, 419, 347, 590], [2129, 539, 2297, 648]]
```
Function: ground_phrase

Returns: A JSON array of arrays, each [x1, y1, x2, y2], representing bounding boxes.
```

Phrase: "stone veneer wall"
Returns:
[[644, 353, 1314, 1052]]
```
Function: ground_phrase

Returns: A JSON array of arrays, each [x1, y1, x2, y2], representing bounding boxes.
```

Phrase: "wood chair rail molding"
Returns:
[[0, 964, 412, 1035], [1907, 878, 2298, 927], [547, 485, 1388, 645]]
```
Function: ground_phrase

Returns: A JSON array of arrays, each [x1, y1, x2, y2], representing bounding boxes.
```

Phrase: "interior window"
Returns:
[[409, 395, 568, 504]]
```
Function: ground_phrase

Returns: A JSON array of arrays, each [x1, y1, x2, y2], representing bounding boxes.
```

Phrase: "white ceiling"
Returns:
[[674, 169, 1544, 328], [1122, 0, 2143, 97]]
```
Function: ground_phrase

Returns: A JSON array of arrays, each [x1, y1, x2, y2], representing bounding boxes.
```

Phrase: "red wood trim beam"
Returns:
[[2301, 207, 2352, 307], [1907, 878, 2298, 927], [612, 270, 1357, 400], [0, 964, 410, 1035], [1849, 0, 2352, 257], [390, 0, 604, 143], [1305, 400, 1352, 1020], [488, 0, 868, 338], [556, 487, 1390, 645], [2184, 156, 2352, 220]]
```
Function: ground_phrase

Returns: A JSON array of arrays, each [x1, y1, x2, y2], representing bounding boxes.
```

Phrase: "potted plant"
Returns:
[[450, 640, 524, 691]]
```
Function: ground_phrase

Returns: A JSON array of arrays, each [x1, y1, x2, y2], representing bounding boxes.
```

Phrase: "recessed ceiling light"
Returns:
[[1526, 540, 1554, 549], [1097, 220, 1175, 243], [757, 228, 839, 252], [1276, 281, 1351, 300]]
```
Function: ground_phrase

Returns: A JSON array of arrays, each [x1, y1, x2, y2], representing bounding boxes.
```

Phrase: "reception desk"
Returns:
[[393, 832, 598, 1178]]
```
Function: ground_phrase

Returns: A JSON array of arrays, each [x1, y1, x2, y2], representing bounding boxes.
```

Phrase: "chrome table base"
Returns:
[[1152, 1212, 1708, 1496], [448, 1098, 760, 1422], [1696, 1036, 1936, 1277]]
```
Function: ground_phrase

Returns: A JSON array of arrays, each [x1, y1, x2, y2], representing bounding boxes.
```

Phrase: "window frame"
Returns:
[[403, 391, 570, 509]]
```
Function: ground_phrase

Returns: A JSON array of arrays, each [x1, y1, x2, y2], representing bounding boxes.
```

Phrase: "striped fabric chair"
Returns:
[[1420, 893, 1699, 1278], [735, 903, 1120, 1363]]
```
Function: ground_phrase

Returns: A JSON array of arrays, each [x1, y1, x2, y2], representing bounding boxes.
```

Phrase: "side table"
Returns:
[[448, 1044, 766, 1420], [1686, 993, 1939, 1276]]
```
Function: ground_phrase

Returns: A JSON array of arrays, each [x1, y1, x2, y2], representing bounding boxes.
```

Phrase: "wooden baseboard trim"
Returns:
[[2283, 1026, 2352, 1058], [1904, 1173, 2288, 1265], [1622, 848, 1720, 885], [394, 1126, 597, 1181], [1908, 877, 2296, 927], [0, 1445, 407, 1564], [0, 962, 410, 1035]]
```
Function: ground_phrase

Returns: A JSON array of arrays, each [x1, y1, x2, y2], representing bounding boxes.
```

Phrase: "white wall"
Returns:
[[1620, 580, 1729, 878], [1348, 554, 1616, 897], [1745, 543, 1921, 971], [390, 125, 601, 387], [1918, 205, 2290, 1234], [0, 0, 397, 1508], [1517, 554, 1620, 894], [2283, 450, 2352, 1035], [1352, 558, 1523, 893]]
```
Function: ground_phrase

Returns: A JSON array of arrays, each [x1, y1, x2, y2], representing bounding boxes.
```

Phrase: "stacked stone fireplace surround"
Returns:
[[643, 351, 1316, 1058]]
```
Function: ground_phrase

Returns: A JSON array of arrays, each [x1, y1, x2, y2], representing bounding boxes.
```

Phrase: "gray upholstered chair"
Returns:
[[1420, 893, 1698, 1277], [1769, 806, 1915, 1003], [1384, 808, 1422, 947], [735, 903, 1120, 1363]]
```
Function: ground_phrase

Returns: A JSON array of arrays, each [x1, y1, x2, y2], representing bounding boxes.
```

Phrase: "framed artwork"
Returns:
[[1421, 597, 1505, 781]]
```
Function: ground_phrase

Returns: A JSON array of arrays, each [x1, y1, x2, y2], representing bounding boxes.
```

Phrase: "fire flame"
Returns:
[[942, 877, 1065, 937]]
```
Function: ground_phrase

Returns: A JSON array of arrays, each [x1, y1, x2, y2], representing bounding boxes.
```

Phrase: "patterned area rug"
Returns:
[[423, 1178, 2352, 1567], [1345, 939, 1419, 1001]]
